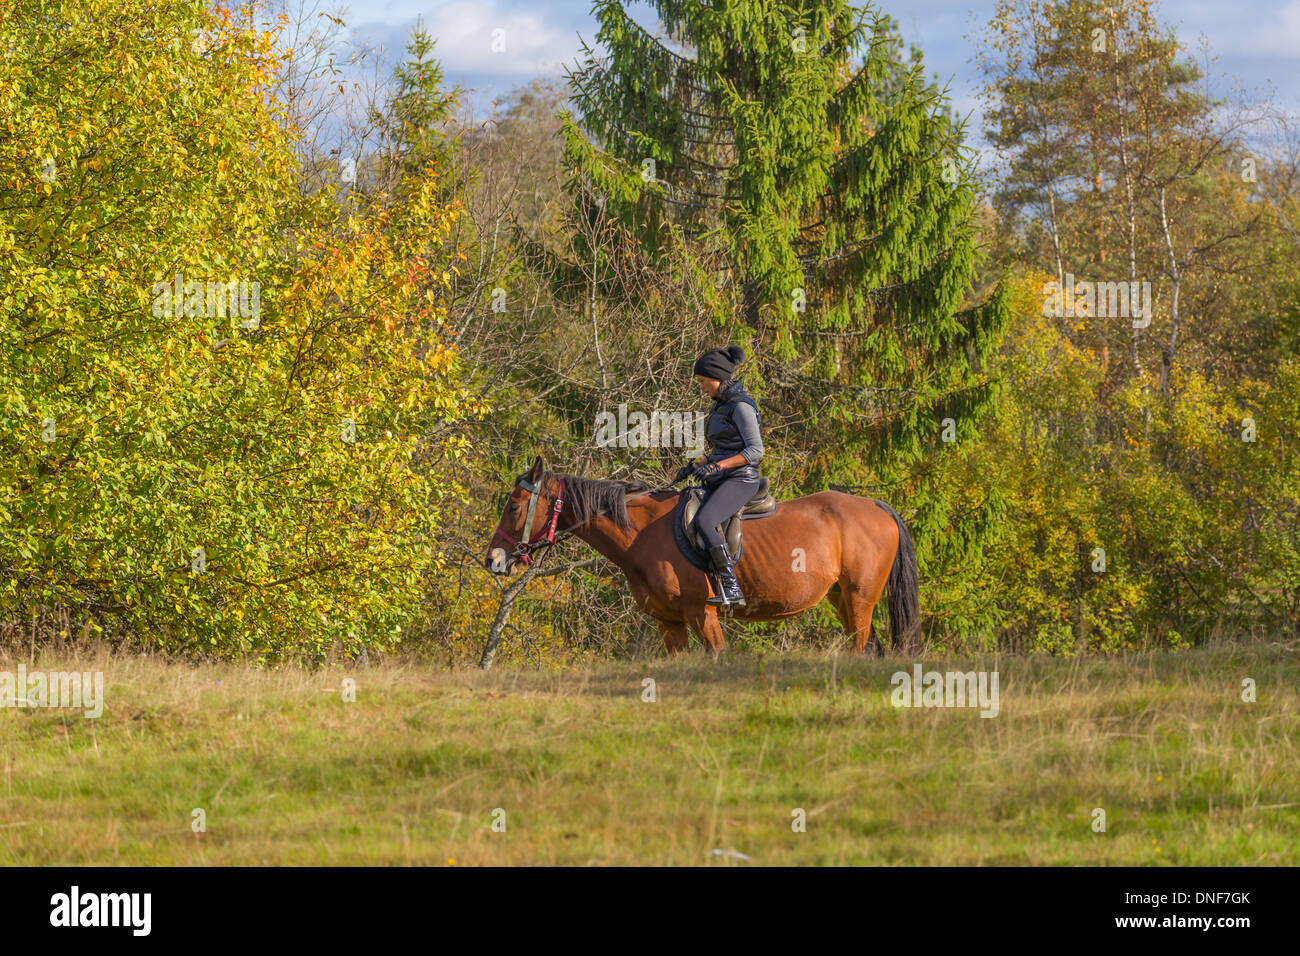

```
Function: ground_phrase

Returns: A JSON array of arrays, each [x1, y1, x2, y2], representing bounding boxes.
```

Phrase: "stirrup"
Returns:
[[707, 575, 746, 606]]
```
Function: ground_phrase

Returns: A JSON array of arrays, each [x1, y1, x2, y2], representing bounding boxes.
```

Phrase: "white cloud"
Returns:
[[352, 1, 581, 79], [1243, 0, 1300, 57]]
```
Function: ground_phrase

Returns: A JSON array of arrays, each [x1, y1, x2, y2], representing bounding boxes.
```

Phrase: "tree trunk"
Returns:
[[479, 556, 605, 669], [1157, 184, 1181, 393]]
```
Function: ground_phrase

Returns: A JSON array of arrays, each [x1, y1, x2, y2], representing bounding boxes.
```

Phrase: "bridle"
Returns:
[[492, 475, 566, 568], [491, 473, 682, 571]]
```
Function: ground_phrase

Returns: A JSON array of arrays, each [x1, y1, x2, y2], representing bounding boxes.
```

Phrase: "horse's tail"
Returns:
[[874, 500, 921, 654]]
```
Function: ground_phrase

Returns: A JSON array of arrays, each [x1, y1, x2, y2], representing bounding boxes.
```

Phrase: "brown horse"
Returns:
[[484, 456, 920, 656]]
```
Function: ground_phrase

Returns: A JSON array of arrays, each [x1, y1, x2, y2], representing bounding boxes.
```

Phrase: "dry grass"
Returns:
[[0, 640, 1296, 864]]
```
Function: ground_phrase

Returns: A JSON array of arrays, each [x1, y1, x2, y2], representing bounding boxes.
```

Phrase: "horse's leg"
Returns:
[[688, 607, 727, 658], [851, 597, 882, 657], [827, 585, 852, 632], [839, 579, 885, 657], [657, 619, 690, 655]]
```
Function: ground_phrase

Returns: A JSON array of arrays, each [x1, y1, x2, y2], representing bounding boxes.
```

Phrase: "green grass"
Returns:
[[1, 641, 1297, 864]]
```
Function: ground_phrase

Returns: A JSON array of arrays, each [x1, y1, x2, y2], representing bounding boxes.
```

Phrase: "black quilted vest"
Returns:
[[704, 381, 762, 482]]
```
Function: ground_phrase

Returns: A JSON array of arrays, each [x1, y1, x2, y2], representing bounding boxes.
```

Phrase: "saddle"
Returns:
[[673, 478, 778, 570]]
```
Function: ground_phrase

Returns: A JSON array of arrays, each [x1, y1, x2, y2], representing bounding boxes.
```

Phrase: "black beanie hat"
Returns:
[[693, 344, 745, 380]]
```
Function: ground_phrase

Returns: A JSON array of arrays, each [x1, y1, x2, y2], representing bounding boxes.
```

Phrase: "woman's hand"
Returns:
[[692, 460, 720, 480], [674, 457, 709, 482]]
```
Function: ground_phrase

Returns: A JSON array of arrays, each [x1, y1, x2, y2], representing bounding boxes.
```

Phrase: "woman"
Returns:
[[673, 344, 764, 607]]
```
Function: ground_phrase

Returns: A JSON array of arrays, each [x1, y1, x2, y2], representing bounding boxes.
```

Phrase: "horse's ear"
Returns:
[[528, 455, 544, 478]]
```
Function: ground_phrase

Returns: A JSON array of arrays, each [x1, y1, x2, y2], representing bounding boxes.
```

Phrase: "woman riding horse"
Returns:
[[672, 345, 763, 608]]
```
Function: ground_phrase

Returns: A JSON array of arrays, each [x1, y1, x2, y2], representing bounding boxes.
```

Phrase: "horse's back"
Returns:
[[777, 489, 894, 518]]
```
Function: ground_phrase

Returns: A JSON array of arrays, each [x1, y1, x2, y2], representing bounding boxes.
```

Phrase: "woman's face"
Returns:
[[695, 375, 722, 397]]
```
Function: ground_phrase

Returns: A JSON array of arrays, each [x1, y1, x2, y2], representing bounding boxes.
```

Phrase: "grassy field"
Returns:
[[1, 641, 1297, 865]]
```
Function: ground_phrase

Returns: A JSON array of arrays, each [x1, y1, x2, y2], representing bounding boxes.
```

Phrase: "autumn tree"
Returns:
[[0, 0, 480, 660], [978, 0, 1271, 384]]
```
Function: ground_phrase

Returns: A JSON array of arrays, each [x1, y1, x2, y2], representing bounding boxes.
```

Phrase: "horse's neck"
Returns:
[[565, 495, 668, 568]]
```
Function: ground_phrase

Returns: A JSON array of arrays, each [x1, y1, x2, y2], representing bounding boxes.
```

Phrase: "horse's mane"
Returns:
[[544, 472, 655, 531]]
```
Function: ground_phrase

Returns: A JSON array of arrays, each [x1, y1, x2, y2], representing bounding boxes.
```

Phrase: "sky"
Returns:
[[334, 0, 1300, 128]]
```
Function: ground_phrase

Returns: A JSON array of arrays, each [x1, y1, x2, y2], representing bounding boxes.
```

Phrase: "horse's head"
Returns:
[[485, 455, 565, 575]]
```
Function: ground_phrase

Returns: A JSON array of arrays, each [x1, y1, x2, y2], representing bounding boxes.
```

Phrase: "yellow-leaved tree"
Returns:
[[0, 0, 483, 660]]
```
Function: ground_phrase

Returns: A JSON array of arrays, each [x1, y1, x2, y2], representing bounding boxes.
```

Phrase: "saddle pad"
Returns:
[[672, 489, 776, 571], [673, 493, 728, 570]]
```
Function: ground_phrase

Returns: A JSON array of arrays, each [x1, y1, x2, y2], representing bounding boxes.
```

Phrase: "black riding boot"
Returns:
[[706, 545, 746, 607]]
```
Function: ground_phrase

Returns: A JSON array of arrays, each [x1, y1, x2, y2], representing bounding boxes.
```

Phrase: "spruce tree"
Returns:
[[562, 0, 1009, 493], [372, 21, 459, 196]]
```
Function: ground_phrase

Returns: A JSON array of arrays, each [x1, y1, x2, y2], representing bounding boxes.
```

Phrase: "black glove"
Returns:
[[692, 460, 720, 480], [671, 464, 692, 483]]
